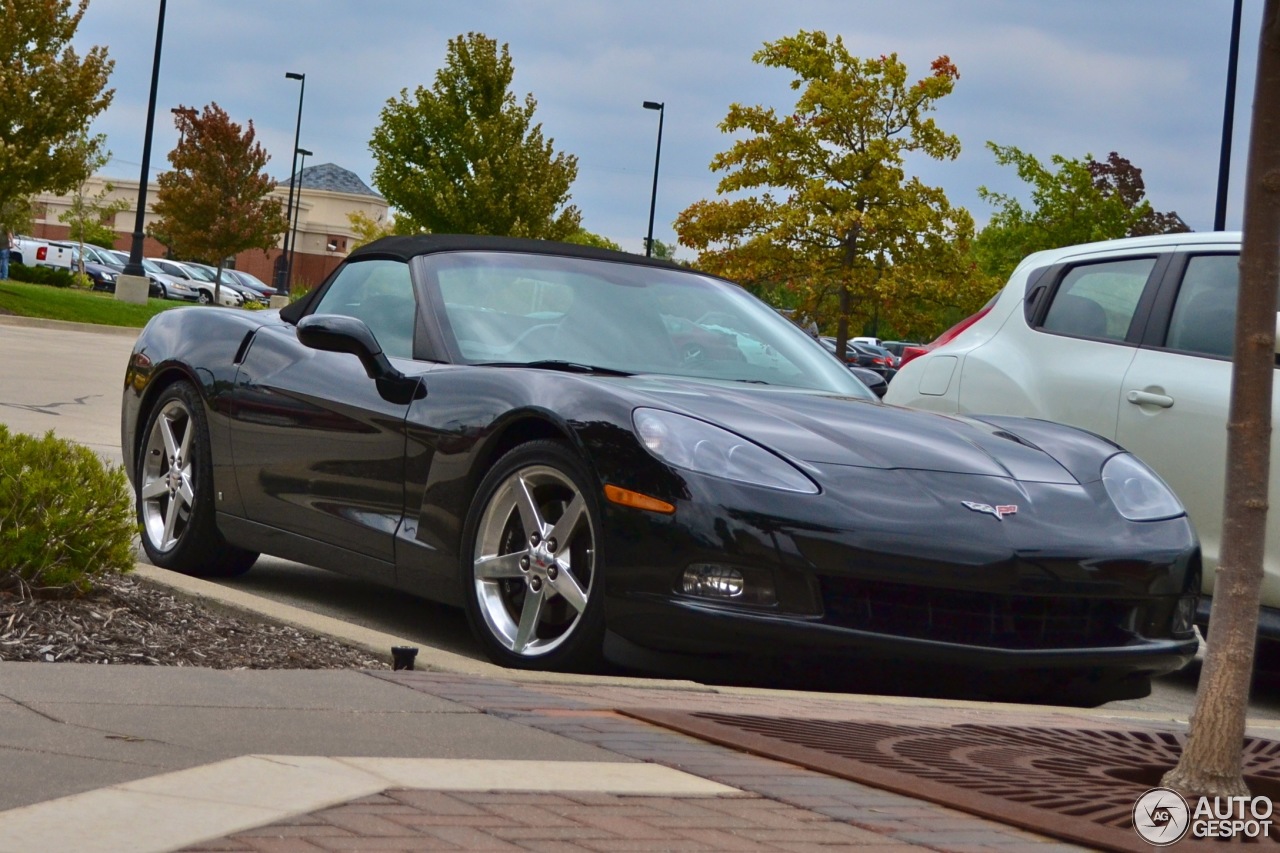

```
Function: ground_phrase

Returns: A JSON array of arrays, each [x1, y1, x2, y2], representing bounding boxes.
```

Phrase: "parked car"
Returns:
[[11, 235, 73, 269], [68, 248, 165, 299], [857, 341, 901, 369], [143, 258, 242, 306], [181, 261, 265, 306], [882, 341, 923, 359], [121, 235, 1200, 704], [885, 232, 1276, 638], [77, 249, 196, 300], [849, 365, 888, 398], [822, 338, 897, 380], [222, 267, 278, 301]]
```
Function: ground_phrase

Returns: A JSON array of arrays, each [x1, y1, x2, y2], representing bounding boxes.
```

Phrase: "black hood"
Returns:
[[611, 376, 1085, 484]]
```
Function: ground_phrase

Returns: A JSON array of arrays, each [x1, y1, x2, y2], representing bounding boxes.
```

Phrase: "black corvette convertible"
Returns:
[[121, 235, 1200, 703]]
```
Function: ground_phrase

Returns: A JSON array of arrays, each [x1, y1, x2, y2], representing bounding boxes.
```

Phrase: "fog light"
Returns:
[[1172, 594, 1198, 637], [680, 563, 777, 606]]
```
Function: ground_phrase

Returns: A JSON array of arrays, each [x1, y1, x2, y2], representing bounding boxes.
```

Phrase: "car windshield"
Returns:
[[182, 264, 217, 283], [139, 259, 164, 275], [429, 251, 869, 395]]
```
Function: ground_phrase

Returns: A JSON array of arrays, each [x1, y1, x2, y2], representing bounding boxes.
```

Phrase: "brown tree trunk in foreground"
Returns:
[[1162, 0, 1280, 799]]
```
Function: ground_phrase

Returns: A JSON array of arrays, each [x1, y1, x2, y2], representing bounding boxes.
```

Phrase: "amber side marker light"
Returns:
[[604, 484, 675, 514]]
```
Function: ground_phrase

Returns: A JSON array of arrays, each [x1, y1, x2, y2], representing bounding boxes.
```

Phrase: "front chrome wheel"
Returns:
[[472, 463, 596, 659], [139, 398, 195, 553]]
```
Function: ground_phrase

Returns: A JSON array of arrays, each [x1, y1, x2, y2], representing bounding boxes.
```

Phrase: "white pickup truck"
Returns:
[[11, 235, 74, 269]]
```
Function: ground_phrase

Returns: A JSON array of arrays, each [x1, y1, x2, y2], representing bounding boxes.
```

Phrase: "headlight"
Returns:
[[1102, 453, 1184, 521], [101, 272, 116, 281], [633, 408, 818, 493]]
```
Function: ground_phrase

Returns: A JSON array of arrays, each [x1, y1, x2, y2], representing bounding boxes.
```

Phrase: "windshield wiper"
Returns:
[[476, 360, 633, 377]]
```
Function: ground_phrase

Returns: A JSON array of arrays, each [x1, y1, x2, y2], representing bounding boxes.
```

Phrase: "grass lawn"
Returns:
[[0, 280, 188, 328]]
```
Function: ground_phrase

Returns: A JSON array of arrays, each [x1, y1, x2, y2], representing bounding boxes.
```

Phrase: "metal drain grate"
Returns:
[[621, 711, 1280, 852]]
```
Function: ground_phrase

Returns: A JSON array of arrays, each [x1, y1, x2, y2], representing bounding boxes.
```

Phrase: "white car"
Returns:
[[143, 257, 242, 307], [884, 232, 1278, 634]]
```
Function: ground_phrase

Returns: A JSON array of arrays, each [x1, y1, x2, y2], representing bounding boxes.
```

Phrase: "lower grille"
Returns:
[[820, 577, 1140, 649]]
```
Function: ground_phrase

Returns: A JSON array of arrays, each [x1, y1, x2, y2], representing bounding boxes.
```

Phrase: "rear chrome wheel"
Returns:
[[463, 441, 604, 670], [140, 398, 195, 552], [136, 383, 256, 577]]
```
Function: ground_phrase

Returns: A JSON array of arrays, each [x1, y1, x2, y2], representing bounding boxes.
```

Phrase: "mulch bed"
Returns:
[[0, 571, 387, 669]]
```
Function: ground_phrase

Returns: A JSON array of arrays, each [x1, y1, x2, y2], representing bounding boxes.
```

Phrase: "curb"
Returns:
[[0, 313, 142, 338], [129, 563, 501, 675]]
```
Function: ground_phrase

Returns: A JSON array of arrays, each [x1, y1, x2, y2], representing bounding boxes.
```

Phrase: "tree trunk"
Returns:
[[1162, 0, 1280, 800], [214, 263, 223, 306]]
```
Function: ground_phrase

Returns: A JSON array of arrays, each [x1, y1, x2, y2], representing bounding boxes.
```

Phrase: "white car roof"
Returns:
[[1011, 231, 1242, 279]]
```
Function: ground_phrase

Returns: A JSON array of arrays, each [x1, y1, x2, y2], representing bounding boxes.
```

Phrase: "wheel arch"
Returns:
[[130, 363, 206, 477]]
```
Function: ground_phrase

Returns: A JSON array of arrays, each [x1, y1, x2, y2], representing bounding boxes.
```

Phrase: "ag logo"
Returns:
[[961, 501, 1018, 520], [1133, 787, 1190, 846]]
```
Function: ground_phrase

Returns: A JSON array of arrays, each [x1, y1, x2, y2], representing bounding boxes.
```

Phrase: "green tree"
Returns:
[[564, 229, 622, 251], [59, 134, 128, 262], [0, 1, 114, 225], [346, 210, 405, 250], [973, 144, 1188, 281], [369, 32, 581, 239], [150, 103, 288, 303], [675, 33, 984, 354]]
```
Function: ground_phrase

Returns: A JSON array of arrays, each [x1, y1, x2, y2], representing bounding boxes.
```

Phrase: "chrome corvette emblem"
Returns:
[[962, 501, 1018, 520]]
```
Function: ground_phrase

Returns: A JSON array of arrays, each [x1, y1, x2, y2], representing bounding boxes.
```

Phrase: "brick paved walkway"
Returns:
[[179, 672, 1090, 852], [181, 790, 912, 852]]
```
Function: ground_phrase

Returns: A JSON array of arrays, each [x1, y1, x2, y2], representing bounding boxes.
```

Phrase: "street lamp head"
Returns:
[[643, 100, 663, 111], [285, 71, 304, 81], [296, 147, 313, 157]]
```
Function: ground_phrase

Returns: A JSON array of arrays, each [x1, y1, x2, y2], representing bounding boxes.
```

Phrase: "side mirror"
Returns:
[[297, 314, 394, 379], [297, 314, 425, 404]]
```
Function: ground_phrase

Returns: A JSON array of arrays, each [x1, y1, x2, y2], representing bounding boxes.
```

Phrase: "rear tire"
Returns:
[[136, 382, 257, 577]]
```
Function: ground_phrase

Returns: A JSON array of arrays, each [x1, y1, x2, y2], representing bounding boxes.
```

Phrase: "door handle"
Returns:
[[1126, 390, 1174, 408]]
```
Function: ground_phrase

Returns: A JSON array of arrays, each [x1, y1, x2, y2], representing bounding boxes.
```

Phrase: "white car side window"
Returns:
[[1165, 255, 1238, 358], [1040, 258, 1155, 342]]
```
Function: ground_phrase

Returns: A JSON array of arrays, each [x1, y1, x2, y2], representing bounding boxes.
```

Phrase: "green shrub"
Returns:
[[9, 262, 76, 288], [0, 427, 135, 593]]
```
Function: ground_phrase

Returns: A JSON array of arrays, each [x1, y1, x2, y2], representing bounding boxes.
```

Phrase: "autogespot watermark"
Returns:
[[1133, 786, 1273, 845]]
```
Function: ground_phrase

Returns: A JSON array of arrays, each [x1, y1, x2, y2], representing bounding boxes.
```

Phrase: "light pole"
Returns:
[[285, 147, 311, 290], [279, 71, 306, 292], [124, 0, 167, 282], [643, 100, 664, 257], [1214, 0, 1243, 231]]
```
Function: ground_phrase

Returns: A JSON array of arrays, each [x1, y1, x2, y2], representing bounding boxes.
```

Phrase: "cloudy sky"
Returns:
[[76, 1, 1261, 255]]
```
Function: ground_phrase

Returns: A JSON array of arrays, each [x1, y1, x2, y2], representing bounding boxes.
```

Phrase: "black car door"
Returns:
[[228, 258, 425, 572]]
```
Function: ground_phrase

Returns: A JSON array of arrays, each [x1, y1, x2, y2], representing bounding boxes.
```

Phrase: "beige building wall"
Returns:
[[31, 173, 388, 292]]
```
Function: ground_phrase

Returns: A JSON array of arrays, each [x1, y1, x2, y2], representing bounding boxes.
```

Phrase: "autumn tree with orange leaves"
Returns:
[[676, 33, 987, 348], [151, 103, 288, 302]]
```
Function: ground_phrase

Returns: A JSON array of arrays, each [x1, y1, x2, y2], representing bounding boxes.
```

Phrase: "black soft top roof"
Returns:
[[280, 234, 683, 324], [348, 233, 678, 267]]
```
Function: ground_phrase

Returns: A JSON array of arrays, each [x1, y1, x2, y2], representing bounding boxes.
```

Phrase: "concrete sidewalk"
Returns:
[[4, 566, 1270, 852]]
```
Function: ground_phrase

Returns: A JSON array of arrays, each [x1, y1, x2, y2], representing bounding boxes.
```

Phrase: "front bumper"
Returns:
[[598, 462, 1201, 682]]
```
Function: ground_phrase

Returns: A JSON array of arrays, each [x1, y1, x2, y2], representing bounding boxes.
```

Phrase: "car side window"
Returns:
[[1164, 255, 1238, 358], [1040, 258, 1156, 343], [312, 259, 416, 359]]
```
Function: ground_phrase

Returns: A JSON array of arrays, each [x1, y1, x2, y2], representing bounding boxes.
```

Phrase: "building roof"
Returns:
[[285, 163, 383, 199]]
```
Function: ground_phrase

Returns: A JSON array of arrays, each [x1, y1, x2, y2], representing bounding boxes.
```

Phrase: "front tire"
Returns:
[[136, 382, 257, 577], [461, 441, 605, 671]]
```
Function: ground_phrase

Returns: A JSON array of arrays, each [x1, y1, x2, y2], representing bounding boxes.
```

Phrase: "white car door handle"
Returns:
[[1127, 390, 1174, 408]]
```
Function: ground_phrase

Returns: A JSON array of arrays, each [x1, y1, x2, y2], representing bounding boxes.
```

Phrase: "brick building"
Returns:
[[31, 163, 388, 292]]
